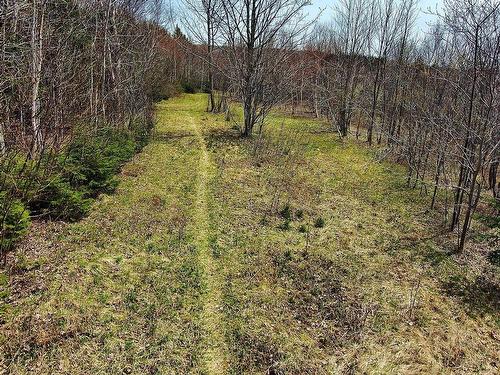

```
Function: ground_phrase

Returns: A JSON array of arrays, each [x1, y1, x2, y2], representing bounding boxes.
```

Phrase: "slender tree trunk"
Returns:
[[243, 95, 254, 136], [489, 160, 498, 198], [0, 1, 6, 155], [31, 0, 44, 154], [368, 63, 381, 146], [451, 24, 480, 232], [431, 153, 444, 209], [207, 7, 216, 112], [458, 140, 483, 252]]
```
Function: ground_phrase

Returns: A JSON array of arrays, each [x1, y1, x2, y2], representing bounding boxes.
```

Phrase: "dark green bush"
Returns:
[[0, 194, 30, 255], [488, 249, 500, 267], [181, 81, 196, 94], [0, 117, 153, 252], [314, 217, 325, 228], [61, 128, 135, 195], [0, 155, 90, 222], [296, 209, 304, 220], [29, 175, 91, 221], [280, 204, 292, 220], [60, 125, 148, 196], [29, 120, 151, 220], [278, 219, 291, 231], [298, 224, 308, 233]]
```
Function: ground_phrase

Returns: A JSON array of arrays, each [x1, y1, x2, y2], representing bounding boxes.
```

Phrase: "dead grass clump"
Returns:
[[2, 305, 87, 369], [121, 163, 142, 177], [250, 130, 301, 167], [277, 251, 372, 348], [150, 195, 165, 209], [229, 327, 285, 375]]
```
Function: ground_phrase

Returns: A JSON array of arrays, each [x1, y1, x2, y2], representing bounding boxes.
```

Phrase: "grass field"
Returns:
[[0, 94, 498, 374]]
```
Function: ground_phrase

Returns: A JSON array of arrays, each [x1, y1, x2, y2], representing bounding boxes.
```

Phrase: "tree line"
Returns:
[[301, 0, 499, 252]]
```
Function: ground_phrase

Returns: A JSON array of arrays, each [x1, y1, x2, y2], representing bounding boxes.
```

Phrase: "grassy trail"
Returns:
[[188, 115, 228, 373], [0, 94, 498, 374], [0, 95, 223, 374]]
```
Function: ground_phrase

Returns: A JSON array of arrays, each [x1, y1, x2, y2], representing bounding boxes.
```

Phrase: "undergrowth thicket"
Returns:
[[0, 117, 152, 262]]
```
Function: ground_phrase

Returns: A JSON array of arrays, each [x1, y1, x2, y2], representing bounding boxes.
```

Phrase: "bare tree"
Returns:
[[332, 0, 373, 137], [219, 0, 313, 136], [443, 0, 500, 251], [30, 0, 46, 154], [181, 0, 225, 111]]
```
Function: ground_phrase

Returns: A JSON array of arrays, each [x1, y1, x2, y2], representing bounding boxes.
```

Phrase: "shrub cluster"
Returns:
[[0, 118, 152, 261], [181, 81, 197, 94], [0, 195, 30, 264]]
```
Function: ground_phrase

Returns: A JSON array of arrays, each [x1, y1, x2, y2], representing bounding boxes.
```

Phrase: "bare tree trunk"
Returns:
[[31, 0, 44, 154], [489, 160, 499, 199], [368, 63, 381, 145], [0, 0, 7, 155], [206, 4, 216, 112], [458, 139, 483, 252], [431, 153, 444, 209], [451, 24, 480, 232]]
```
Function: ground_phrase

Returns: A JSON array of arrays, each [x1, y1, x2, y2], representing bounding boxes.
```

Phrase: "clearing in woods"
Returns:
[[0, 94, 498, 374]]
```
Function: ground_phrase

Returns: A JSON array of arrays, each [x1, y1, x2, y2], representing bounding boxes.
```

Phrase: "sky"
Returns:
[[170, 0, 444, 38], [308, 0, 443, 35]]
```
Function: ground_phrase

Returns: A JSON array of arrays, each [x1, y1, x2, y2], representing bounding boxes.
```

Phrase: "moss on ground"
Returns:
[[0, 94, 498, 374]]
